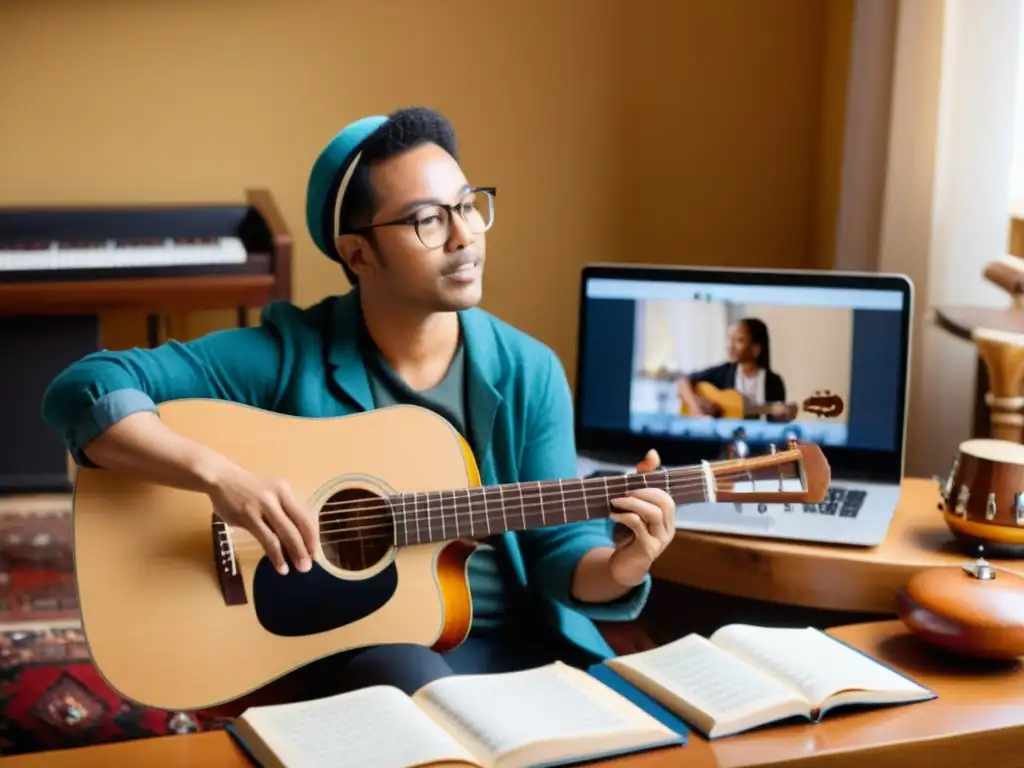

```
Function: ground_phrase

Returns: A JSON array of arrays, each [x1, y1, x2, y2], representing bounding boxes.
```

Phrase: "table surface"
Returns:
[[1, 620, 1020, 768], [933, 304, 1024, 341], [651, 477, 1024, 613]]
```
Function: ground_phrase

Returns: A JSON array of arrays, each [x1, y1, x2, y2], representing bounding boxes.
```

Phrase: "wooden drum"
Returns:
[[941, 438, 1024, 557]]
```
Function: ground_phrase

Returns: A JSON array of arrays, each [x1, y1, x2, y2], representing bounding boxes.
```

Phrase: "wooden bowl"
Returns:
[[895, 557, 1024, 660]]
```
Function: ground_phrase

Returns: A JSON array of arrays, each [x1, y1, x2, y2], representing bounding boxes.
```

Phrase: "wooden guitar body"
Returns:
[[73, 401, 477, 712], [690, 382, 749, 419], [939, 438, 1024, 558]]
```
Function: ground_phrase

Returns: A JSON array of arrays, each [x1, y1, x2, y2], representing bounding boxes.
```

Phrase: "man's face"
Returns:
[[342, 142, 487, 312]]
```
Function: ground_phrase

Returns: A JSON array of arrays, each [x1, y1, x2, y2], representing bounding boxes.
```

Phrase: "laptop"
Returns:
[[573, 264, 913, 547]]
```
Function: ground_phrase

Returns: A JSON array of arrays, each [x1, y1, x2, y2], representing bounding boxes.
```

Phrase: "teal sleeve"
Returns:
[[515, 350, 651, 622], [40, 324, 285, 467]]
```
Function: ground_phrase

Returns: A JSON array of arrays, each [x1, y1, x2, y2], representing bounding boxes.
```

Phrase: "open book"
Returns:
[[228, 661, 685, 768], [601, 624, 936, 739]]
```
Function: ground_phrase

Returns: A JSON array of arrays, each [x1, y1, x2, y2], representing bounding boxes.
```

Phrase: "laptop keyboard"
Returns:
[[804, 486, 866, 518]]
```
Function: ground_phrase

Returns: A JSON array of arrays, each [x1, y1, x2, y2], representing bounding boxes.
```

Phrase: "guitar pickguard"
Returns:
[[252, 558, 399, 637]]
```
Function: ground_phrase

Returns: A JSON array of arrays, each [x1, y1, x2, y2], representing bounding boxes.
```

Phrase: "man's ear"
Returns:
[[334, 234, 378, 279]]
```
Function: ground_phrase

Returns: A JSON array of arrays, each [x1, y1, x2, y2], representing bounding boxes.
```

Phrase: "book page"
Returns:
[[241, 685, 478, 768], [710, 625, 929, 709], [607, 634, 807, 725], [414, 662, 674, 764]]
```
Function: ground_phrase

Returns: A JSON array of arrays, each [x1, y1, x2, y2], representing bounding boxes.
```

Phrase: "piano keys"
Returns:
[[0, 188, 292, 321], [0, 235, 249, 277]]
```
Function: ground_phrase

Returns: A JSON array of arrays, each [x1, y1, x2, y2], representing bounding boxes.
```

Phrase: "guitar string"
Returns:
[[310, 466, 795, 531], [222, 466, 766, 535], [307, 454, 781, 517], [310, 458, 793, 519], [221, 466, 796, 539], [215, 467, 802, 552], [217, 479, 721, 553]]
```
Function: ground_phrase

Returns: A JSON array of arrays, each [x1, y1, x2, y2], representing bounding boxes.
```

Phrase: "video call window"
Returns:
[[580, 279, 905, 453]]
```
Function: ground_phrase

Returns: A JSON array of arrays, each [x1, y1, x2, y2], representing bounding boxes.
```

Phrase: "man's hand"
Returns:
[[206, 462, 319, 576], [607, 449, 676, 588]]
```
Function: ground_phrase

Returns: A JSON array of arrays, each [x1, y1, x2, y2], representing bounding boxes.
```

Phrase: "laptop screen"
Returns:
[[575, 265, 913, 482]]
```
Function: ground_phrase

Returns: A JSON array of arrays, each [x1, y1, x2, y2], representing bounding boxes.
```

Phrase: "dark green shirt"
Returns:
[[362, 335, 508, 632]]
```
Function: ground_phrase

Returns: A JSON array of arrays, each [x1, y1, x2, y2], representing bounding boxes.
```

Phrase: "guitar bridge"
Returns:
[[212, 516, 248, 606]]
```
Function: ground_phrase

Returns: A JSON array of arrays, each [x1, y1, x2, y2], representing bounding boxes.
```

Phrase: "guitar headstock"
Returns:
[[802, 390, 845, 419], [711, 440, 830, 504]]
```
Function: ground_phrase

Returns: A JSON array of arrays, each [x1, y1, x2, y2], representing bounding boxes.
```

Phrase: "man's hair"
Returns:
[[336, 106, 459, 284]]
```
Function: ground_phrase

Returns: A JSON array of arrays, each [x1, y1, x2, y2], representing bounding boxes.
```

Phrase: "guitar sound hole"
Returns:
[[320, 487, 394, 572]]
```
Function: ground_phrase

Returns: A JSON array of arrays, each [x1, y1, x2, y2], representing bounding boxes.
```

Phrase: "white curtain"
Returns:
[[636, 299, 729, 375]]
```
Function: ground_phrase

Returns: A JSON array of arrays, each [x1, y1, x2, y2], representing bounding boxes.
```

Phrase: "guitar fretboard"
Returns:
[[386, 466, 713, 546]]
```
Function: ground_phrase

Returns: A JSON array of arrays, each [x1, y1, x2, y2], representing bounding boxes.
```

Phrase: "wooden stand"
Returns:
[[972, 327, 1024, 442]]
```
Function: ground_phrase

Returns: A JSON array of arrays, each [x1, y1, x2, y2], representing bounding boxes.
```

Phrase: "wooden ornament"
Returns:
[[971, 327, 1024, 443], [895, 549, 1024, 660]]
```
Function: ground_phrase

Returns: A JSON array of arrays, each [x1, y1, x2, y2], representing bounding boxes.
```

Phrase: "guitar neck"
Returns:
[[388, 445, 819, 546]]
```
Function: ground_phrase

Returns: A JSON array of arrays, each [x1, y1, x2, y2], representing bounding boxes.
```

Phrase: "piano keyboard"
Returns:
[[0, 237, 248, 273]]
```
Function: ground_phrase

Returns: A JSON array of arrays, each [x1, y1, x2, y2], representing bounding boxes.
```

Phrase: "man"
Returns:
[[41, 107, 676, 699]]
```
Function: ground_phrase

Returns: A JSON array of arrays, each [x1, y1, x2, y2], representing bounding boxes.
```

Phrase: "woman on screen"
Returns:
[[676, 317, 796, 422]]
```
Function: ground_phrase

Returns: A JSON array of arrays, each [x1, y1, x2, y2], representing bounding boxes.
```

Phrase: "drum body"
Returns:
[[941, 438, 1024, 558]]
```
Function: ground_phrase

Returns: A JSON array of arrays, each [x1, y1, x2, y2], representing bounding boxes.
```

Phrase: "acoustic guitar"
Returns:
[[72, 399, 830, 712], [681, 381, 845, 420]]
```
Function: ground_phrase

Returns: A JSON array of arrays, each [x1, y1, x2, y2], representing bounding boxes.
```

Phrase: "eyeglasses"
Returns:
[[353, 186, 496, 250]]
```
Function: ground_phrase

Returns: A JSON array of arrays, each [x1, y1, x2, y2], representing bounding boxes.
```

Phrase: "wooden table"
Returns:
[[933, 304, 1024, 341], [2, 621, 1021, 768], [651, 477, 1024, 613]]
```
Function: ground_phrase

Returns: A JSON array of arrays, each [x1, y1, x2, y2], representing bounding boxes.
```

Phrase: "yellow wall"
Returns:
[[0, 0, 853, 386]]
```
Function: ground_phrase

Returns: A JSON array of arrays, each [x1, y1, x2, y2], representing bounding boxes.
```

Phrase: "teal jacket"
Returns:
[[41, 290, 650, 660]]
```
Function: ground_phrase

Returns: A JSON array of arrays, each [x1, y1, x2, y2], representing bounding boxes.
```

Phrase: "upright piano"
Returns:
[[0, 188, 293, 493]]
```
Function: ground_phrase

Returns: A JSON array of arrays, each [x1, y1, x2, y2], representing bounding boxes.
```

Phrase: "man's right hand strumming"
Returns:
[[206, 464, 318, 576]]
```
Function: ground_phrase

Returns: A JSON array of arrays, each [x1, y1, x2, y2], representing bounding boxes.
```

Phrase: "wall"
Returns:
[[0, 0, 853, 391], [878, 0, 1022, 477], [739, 304, 853, 424], [617, 0, 846, 273]]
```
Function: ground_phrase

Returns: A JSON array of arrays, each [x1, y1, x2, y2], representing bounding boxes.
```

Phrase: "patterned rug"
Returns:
[[0, 497, 225, 755]]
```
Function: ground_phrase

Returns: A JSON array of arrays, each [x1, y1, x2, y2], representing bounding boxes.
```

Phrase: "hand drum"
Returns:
[[939, 438, 1024, 558]]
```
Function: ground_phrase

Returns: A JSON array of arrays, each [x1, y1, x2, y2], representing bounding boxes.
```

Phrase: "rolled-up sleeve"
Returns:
[[515, 348, 651, 621], [41, 325, 285, 466]]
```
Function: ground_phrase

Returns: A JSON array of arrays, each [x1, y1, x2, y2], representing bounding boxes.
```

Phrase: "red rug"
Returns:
[[0, 498, 226, 755]]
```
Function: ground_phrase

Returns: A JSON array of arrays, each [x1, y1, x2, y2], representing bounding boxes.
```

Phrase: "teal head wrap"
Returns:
[[306, 115, 388, 263]]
